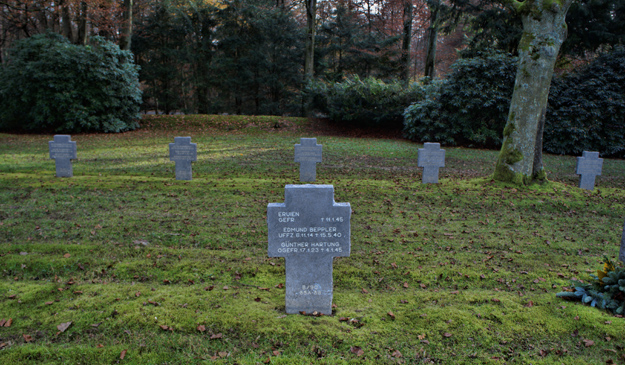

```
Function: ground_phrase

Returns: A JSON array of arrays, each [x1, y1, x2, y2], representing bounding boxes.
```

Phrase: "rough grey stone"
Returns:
[[294, 138, 322, 182], [169, 137, 197, 180], [268, 185, 350, 315], [418, 142, 445, 184], [576, 151, 603, 190], [618, 218, 625, 264], [49, 135, 77, 178]]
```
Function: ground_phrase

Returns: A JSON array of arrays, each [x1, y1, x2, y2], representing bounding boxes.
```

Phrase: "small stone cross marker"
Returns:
[[576, 151, 603, 190], [294, 138, 322, 182], [49, 135, 77, 177], [268, 185, 350, 315], [169, 137, 197, 180], [418, 142, 445, 184], [618, 218, 625, 264]]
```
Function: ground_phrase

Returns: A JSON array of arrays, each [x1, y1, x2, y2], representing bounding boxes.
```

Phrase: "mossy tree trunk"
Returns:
[[494, 0, 573, 184]]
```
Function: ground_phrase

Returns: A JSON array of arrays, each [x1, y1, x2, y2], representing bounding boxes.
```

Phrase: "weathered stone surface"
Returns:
[[417, 142, 445, 184], [49, 135, 77, 178], [294, 138, 322, 182], [618, 218, 625, 264], [169, 137, 197, 180], [268, 185, 350, 315], [575, 151, 603, 190]]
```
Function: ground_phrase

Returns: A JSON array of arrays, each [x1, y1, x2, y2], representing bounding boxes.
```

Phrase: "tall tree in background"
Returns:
[[423, 0, 440, 78], [304, 0, 317, 81], [494, 0, 574, 184], [401, 0, 413, 83], [120, 0, 134, 50]]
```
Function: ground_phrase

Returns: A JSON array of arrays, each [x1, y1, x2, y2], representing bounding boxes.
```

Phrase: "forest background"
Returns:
[[0, 0, 624, 156]]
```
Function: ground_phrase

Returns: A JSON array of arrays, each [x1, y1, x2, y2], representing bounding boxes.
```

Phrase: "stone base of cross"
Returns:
[[268, 185, 350, 315]]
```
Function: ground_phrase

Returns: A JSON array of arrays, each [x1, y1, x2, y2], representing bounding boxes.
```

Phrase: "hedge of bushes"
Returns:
[[0, 33, 142, 133], [403, 48, 625, 157], [306, 76, 429, 128]]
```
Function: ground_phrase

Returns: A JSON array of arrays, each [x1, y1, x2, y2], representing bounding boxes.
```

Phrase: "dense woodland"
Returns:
[[1, 0, 622, 115]]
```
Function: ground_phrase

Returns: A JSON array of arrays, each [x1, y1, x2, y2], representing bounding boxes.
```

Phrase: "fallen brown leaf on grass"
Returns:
[[272, 350, 280, 356], [391, 349, 402, 358], [583, 339, 594, 347], [97, 344, 104, 348], [0, 343, 7, 349], [45, 301, 53, 305], [443, 333, 453, 338], [197, 325, 206, 332], [57, 322, 72, 333], [387, 311, 395, 320], [63, 253, 71, 258], [403, 282, 409, 288], [120, 349, 127, 359], [218, 351, 228, 358], [23, 334, 32, 342], [4, 318, 12, 327], [350, 346, 364, 357], [210, 333, 223, 340], [160, 325, 169, 330]]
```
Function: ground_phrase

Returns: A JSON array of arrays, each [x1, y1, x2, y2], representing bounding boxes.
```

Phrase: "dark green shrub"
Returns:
[[0, 33, 141, 133], [403, 52, 517, 147], [307, 76, 427, 128], [545, 47, 625, 157]]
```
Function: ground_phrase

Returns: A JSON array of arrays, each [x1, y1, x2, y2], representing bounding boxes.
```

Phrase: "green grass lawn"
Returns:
[[1, 115, 624, 364]]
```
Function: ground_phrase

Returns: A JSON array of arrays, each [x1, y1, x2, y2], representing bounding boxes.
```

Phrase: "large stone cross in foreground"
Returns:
[[418, 142, 445, 184], [268, 185, 350, 315], [294, 138, 322, 182], [169, 137, 197, 180], [576, 151, 603, 190], [49, 135, 77, 177]]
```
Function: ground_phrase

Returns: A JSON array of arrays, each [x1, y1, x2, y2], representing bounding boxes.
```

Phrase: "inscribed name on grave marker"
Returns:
[[268, 185, 350, 315], [575, 151, 603, 190], [49, 135, 77, 177], [169, 137, 197, 180], [418, 142, 445, 184], [294, 138, 322, 182]]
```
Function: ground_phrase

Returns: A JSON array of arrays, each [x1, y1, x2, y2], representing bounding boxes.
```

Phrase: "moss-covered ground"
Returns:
[[1, 115, 624, 364]]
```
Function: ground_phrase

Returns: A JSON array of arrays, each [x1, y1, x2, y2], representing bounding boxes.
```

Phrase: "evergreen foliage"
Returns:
[[306, 76, 427, 128], [0, 33, 141, 133], [403, 48, 625, 157], [403, 52, 517, 147], [545, 47, 625, 157]]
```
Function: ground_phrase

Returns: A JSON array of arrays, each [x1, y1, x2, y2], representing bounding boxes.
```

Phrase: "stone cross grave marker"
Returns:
[[49, 135, 77, 177], [268, 185, 350, 315], [169, 137, 197, 180], [418, 142, 445, 184], [618, 218, 625, 264], [294, 138, 322, 182], [576, 151, 603, 190]]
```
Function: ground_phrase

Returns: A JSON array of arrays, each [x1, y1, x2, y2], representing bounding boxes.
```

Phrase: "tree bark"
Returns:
[[77, 1, 88, 45], [120, 0, 133, 50], [60, 0, 73, 42], [401, 0, 413, 84], [424, 0, 439, 78], [494, 0, 573, 184], [304, 0, 317, 82]]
